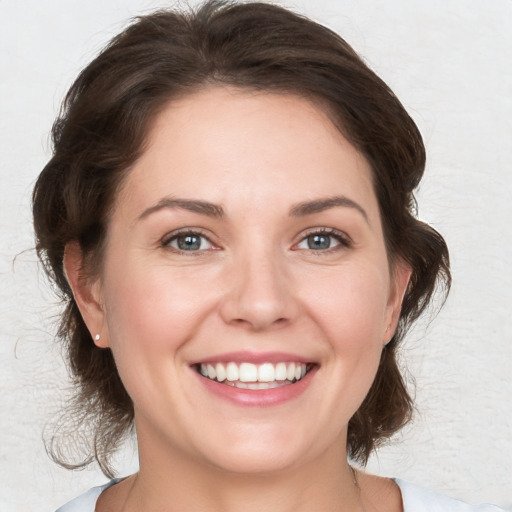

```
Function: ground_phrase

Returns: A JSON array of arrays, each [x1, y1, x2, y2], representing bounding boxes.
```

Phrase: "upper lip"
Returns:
[[189, 351, 314, 365]]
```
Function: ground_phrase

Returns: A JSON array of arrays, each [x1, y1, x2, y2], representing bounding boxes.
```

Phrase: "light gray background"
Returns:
[[1, 1, 511, 510]]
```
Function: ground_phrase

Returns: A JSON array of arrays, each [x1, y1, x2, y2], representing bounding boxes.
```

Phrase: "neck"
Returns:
[[125, 429, 364, 512]]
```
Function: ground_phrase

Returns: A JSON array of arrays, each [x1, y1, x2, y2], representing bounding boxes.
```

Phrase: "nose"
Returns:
[[219, 248, 300, 332]]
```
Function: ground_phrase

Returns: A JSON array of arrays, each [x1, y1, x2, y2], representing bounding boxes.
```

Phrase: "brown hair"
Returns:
[[33, 0, 450, 476]]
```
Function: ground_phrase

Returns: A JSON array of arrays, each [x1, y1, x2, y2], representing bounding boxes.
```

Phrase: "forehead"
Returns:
[[115, 87, 379, 222]]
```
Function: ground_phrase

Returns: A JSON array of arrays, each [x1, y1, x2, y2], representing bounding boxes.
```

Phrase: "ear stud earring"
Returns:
[[94, 334, 101, 341]]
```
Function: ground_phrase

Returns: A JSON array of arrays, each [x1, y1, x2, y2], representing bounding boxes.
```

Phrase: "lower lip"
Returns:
[[193, 367, 317, 407]]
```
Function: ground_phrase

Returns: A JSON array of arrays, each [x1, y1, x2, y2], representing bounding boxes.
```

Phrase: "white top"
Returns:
[[55, 478, 506, 511]]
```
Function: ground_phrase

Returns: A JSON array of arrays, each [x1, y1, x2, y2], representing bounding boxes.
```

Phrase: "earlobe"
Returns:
[[63, 242, 109, 348], [384, 260, 412, 344]]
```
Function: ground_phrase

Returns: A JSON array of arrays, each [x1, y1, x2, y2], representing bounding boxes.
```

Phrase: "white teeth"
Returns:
[[224, 381, 292, 390], [226, 362, 239, 381], [215, 363, 226, 382], [247, 381, 283, 390], [258, 363, 275, 382], [198, 361, 310, 385], [207, 364, 216, 380], [275, 362, 287, 381], [287, 362, 296, 381], [239, 362, 258, 382]]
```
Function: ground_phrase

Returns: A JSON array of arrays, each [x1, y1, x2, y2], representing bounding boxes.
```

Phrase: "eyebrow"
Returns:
[[138, 198, 225, 221], [138, 195, 368, 223], [289, 196, 369, 223]]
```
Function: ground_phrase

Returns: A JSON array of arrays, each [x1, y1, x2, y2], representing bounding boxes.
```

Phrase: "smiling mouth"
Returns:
[[195, 361, 314, 390]]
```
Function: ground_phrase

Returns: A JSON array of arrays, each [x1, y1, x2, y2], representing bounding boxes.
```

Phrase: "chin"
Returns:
[[203, 445, 306, 475], [190, 423, 329, 476]]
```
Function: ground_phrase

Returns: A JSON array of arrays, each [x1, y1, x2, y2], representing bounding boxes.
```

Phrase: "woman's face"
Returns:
[[83, 87, 409, 474]]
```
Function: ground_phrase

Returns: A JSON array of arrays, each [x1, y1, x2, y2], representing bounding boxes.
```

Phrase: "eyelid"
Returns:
[[292, 227, 352, 251], [160, 226, 351, 253], [161, 228, 219, 252]]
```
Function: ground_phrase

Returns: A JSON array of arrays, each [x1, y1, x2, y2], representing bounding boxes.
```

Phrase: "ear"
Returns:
[[63, 241, 109, 348], [384, 259, 412, 345]]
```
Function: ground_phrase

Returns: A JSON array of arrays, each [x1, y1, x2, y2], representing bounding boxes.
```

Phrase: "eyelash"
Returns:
[[161, 229, 215, 254], [294, 228, 352, 253], [161, 228, 352, 254]]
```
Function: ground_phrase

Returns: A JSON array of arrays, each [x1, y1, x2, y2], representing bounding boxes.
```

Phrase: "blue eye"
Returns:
[[296, 230, 348, 251], [166, 232, 213, 251]]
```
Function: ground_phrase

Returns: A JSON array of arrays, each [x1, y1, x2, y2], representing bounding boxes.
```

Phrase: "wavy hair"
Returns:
[[33, 0, 450, 476]]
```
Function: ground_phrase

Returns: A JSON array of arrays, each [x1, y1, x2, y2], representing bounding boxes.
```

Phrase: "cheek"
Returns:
[[314, 269, 389, 405], [303, 263, 390, 349], [101, 263, 219, 357], [99, 265, 218, 417]]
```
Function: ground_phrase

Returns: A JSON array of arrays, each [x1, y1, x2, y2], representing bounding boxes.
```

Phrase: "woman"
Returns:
[[32, 1, 503, 511]]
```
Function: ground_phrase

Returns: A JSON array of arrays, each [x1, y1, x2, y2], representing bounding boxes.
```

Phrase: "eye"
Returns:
[[164, 231, 214, 252], [295, 229, 350, 251]]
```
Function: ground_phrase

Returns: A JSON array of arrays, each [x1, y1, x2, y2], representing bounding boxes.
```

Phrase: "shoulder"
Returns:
[[395, 479, 507, 512], [55, 480, 120, 512]]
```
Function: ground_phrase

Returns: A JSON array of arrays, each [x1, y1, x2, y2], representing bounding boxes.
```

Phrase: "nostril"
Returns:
[[227, 315, 290, 331]]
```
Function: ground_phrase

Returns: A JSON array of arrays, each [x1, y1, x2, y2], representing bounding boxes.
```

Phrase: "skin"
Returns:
[[65, 87, 410, 512]]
